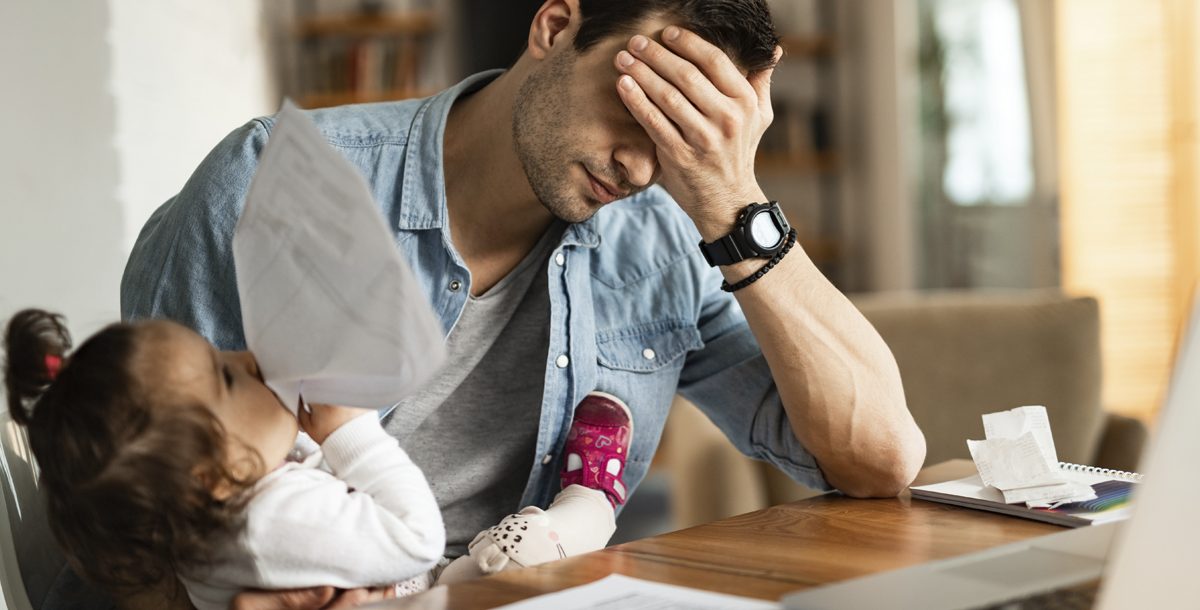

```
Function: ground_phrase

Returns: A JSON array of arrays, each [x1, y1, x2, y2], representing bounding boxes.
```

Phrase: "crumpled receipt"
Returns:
[[233, 100, 447, 415], [967, 406, 1097, 507]]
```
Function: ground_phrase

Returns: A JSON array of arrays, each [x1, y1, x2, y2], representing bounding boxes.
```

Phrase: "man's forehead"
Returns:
[[582, 13, 674, 51], [579, 19, 754, 77]]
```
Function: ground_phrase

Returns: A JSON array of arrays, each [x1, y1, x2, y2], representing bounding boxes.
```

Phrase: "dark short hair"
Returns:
[[2, 310, 258, 594], [574, 0, 779, 72]]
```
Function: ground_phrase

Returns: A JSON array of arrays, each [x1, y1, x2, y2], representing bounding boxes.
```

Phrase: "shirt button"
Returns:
[[541, 453, 553, 465], [642, 348, 656, 360], [555, 252, 566, 267], [448, 280, 462, 292], [555, 354, 570, 368]]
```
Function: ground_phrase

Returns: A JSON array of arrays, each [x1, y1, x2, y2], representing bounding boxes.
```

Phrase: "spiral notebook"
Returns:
[[910, 462, 1141, 527]]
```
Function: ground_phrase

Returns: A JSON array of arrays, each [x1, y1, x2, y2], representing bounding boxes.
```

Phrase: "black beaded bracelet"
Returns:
[[720, 229, 798, 293]]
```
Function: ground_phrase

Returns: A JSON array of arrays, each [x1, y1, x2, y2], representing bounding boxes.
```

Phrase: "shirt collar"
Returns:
[[397, 69, 503, 231], [396, 70, 603, 250], [561, 218, 601, 248]]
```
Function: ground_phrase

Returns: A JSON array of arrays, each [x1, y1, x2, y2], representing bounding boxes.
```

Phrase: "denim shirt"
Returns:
[[121, 70, 830, 511]]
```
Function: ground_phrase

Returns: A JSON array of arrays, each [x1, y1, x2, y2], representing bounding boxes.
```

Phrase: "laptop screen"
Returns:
[[1097, 290, 1200, 608]]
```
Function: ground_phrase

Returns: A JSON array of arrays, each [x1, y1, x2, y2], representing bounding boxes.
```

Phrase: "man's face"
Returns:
[[513, 29, 665, 223]]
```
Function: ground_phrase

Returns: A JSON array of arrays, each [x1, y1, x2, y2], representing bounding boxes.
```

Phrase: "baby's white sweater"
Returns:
[[179, 413, 446, 610]]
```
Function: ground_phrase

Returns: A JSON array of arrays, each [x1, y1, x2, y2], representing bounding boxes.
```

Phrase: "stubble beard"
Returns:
[[512, 51, 597, 224]]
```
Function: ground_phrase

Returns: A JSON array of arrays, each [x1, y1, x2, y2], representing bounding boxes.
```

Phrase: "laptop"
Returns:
[[783, 293, 1200, 610]]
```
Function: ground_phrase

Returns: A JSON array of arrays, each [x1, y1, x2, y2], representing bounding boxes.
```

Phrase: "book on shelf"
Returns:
[[910, 462, 1141, 528], [302, 38, 422, 97], [294, 10, 436, 108]]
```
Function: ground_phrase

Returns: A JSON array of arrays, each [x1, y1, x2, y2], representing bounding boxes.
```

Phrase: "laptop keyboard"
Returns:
[[976, 580, 1100, 609]]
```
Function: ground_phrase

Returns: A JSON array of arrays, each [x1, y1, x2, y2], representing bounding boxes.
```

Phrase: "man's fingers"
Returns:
[[660, 26, 756, 100], [616, 74, 686, 151], [616, 50, 710, 142], [626, 33, 731, 118], [747, 71, 776, 119], [289, 587, 336, 609], [747, 46, 783, 115], [324, 586, 395, 609], [230, 586, 335, 610], [298, 406, 314, 433]]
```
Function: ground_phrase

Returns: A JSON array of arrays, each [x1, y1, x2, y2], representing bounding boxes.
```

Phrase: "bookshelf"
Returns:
[[758, 0, 844, 279], [291, 7, 440, 109], [756, 150, 837, 174], [780, 34, 834, 59]]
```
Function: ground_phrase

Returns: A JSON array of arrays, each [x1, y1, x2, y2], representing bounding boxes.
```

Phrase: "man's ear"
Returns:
[[527, 0, 579, 61]]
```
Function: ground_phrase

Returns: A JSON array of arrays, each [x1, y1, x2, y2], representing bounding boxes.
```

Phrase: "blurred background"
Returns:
[[2, 0, 1198, 542]]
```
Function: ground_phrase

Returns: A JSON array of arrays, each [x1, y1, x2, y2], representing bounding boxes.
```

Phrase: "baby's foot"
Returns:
[[467, 507, 564, 572], [560, 391, 633, 507]]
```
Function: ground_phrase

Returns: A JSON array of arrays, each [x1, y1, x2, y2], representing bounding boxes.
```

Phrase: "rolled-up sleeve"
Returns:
[[120, 119, 271, 350], [676, 273, 831, 492]]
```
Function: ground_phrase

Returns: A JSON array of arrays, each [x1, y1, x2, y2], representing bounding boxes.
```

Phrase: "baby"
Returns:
[[2, 309, 633, 609]]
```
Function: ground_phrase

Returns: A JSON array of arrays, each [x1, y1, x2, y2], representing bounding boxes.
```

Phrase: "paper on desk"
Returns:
[[493, 574, 780, 610], [967, 432, 1063, 490], [1000, 481, 1096, 505], [232, 100, 446, 414], [1021, 486, 1095, 507], [983, 405, 1059, 466], [968, 406, 1096, 506]]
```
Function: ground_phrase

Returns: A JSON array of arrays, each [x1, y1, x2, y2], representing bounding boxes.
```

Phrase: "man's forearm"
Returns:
[[608, 26, 925, 496], [719, 240, 926, 498]]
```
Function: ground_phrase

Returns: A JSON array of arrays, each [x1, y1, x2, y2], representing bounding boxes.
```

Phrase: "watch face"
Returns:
[[749, 211, 784, 250]]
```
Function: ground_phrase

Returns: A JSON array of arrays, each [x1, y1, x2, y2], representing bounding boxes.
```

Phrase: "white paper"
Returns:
[[493, 574, 780, 610], [982, 405, 1059, 467], [1001, 481, 1096, 505], [232, 100, 446, 414], [967, 405, 1099, 506], [967, 432, 1064, 490]]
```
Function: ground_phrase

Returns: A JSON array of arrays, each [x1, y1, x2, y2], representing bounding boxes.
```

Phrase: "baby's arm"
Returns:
[[240, 412, 445, 589]]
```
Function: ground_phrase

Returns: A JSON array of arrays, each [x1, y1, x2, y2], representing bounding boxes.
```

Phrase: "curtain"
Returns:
[[1056, 0, 1200, 422]]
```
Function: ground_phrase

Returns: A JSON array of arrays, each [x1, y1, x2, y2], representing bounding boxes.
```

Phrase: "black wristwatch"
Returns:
[[698, 201, 791, 267]]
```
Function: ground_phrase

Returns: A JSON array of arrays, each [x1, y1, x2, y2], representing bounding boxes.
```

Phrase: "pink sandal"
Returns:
[[560, 391, 633, 507]]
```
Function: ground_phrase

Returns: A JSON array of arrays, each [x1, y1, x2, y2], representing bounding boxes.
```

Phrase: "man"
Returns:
[[122, 0, 925, 597]]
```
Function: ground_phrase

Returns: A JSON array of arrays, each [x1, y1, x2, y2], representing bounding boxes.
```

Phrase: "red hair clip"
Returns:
[[44, 354, 62, 381]]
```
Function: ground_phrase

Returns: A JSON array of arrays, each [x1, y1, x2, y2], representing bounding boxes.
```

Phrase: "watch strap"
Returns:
[[699, 233, 750, 267], [699, 201, 786, 267]]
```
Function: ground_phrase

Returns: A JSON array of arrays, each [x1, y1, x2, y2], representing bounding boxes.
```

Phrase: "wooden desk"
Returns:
[[382, 460, 1061, 609]]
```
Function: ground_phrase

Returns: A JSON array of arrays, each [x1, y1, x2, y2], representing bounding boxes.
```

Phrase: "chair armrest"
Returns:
[[1092, 413, 1148, 473]]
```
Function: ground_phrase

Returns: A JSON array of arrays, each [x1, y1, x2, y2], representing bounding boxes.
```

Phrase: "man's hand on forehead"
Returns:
[[614, 25, 782, 241]]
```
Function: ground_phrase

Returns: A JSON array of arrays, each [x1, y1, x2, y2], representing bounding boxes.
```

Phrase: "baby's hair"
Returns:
[[2, 309, 260, 594]]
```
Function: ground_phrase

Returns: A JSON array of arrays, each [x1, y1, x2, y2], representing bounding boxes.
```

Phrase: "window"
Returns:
[[915, 0, 1053, 290], [924, 0, 1033, 207]]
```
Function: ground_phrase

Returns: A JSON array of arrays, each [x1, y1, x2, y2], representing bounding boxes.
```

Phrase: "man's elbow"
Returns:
[[878, 432, 927, 497], [836, 427, 927, 498]]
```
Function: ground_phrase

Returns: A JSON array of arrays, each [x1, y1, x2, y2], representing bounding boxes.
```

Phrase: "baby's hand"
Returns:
[[299, 403, 373, 444]]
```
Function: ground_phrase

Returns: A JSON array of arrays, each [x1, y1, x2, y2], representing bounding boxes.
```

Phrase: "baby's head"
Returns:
[[1, 309, 298, 593]]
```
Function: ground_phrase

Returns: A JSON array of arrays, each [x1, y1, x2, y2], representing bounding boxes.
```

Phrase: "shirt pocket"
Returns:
[[594, 320, 704, 497], [595, 320, 704, 373]]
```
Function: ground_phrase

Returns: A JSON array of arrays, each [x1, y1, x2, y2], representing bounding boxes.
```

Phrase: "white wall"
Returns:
[[0, 0, 124, 336], [111, 0, 280, 252], [0, 0, 278, 340]]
